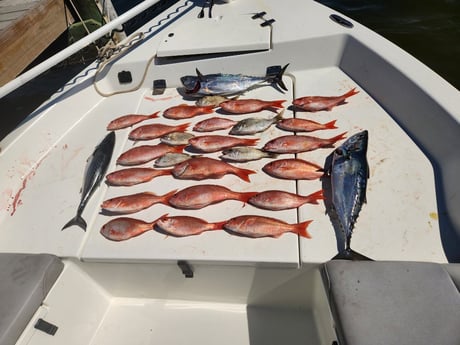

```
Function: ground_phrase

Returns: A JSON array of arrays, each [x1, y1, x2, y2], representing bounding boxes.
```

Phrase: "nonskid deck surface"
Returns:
[[0, 66, 444, 264]]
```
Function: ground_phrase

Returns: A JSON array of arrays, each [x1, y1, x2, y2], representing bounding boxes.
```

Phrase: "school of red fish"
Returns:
[[100, 87, 359, 241]]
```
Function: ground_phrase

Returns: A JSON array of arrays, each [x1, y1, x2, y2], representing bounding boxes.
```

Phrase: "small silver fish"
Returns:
[[181, 64, 289, 96], [62, 132, 115, 231], [220, 146, 277, 162], [229, 111, 283, 135], [160, 132, 194, 146], [195, 95, 230, 107], [154, 153, 195, 167], [330, 130, 369, 253]]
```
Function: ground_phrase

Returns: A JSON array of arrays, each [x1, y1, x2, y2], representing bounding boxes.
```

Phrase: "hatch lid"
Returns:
[[157, 14, 271, 57]]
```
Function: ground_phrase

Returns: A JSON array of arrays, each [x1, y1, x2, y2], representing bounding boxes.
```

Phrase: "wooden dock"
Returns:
[[0, 0, 74, 86]]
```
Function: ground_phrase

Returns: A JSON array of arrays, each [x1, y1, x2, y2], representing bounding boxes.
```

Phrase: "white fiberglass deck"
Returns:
[[0, 66, 444, 264]]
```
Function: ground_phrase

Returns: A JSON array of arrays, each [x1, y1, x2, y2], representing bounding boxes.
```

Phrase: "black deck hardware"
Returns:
[[152, 79, 167, 95], [329, 14, 353, 28], [118, 71, 132, 84], [261, 19, 275, 27], [177, 260, 194, 278], [251, 11, 266, 19], [34, 318, 58, 336]]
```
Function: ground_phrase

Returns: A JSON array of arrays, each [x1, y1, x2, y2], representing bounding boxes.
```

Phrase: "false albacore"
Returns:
[[330, 130, 370, 259], [180, 64, 289, 96], [62, 131, 115, 231]]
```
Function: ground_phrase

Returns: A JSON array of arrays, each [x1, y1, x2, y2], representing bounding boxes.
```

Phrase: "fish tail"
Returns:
[[267, 63, 289, 91], [342, 87, 359, 99], [152, 213, 169, 228], [175, 123, 191, 132], [328, 131, 348, 145], [332, 248, 373, 261], [324, 119, 338, 129], [62, 214, 87, 231], [201, 106, 215, 114], [149, 111, 160, 119], [306, 189, 325, 204], [295, 220, 313, 239], [238, 191, 259, 204], [212, 220, 227, 230], [159, 189, 178, 204], [243, 138, 259, 146], [269, 100, 286, 109], [234, 167, 257, 182], [172, 145, 187, 153]]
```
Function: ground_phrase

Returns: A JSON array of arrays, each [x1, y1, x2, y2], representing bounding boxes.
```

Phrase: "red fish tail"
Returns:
[[160, 189, 178, 204], [242, 138, 259, 146], [172, 145, 187, 153], [295, 220, 313, 239], [200, 106, 215, 114], [238, 191, 260, 204], [328, 131, 347, 145], [149, 111, 160, 119], [174, 123, 191, 132], [269, 100, 286, 109], [342, 87, 359, 99], [324, 120, 338, 129], [306, 190, 325, 204], [234, 167, 256, 182], [211, 220, 227, 230], [158, 168, 174, 177]]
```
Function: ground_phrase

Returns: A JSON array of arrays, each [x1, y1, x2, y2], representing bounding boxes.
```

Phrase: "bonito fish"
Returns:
[[100, 215, 166, 241], [156, 215, 225, 237], [292, 88, 359, 112], [223, 215, 312, 238], [263, 132, 347, 154], [107, 111, 159, 130], [101, 190, 177, 214], [188, 135, 258, 153], [193, 117, 238, 132], [172, 157, 255, 182], [330, 130, 369, 252], [277, 118, 337, 132], [106, 167, 172, 186], [229, 112, 283, 135], [248, 190, 324, 211], [220, 146, 277, 162], [117, 143, 185, 166], [180, 64, 289, 96], [129, 122, 190, 141], [163, 104, 214, 119], [62, 131, 115, 231], [169, 184, 258, 210], [220, 99, 285, 114], [263, 158, 324, 180]]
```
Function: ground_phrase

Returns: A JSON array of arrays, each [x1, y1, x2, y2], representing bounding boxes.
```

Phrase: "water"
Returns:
[[1, 0, 459, 140]]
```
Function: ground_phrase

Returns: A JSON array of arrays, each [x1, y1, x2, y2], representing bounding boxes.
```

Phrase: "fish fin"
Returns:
[[196, 68, 204, 80], [270, 100, 286, 109], [172, 145, 187, 153], [295, 220, 313, 239], [175, 123, 191, 132], [234, 167, 257, 182], [160, 190, 178, 204], [212, 220, 227, 230], [201, 106, 215, 114], [324, 119, 338, 129], [151, 213, 169, 228], [243, 138, 259, 146], [332, 248, 373, 261], [239, 191, 259, 204], [149, 111, 160, 119], [267, 63, 289, 91], [342, 87, 359, 99], [329, 131, 348, 144], [62, 214, 87, 231], [306, 189, 325, 204]]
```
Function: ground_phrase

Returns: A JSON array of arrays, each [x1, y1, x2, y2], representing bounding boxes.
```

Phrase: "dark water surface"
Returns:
[[1, 0, 459, 140]]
